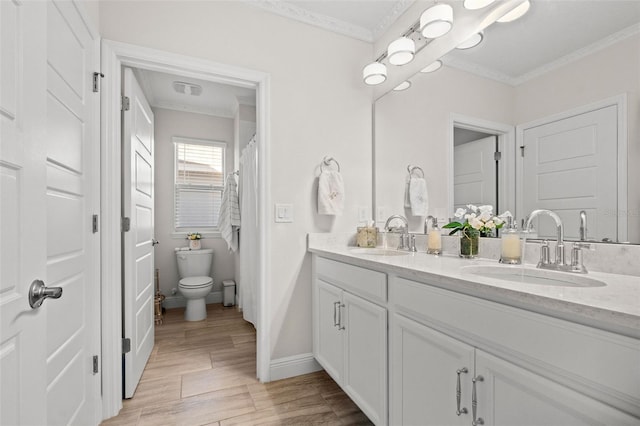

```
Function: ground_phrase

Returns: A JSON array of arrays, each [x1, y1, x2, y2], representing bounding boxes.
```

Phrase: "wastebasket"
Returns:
[[223, 280, 236, 307]]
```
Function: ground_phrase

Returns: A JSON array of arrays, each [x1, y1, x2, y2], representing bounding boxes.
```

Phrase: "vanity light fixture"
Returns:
[[363, 62, 387, 85], [497, 0, 530, 22], [388, 37, 416, 66], [463, 0, 495, 10], [420, 3, 454, 39], [420, 60, 443, 73], [456, 31, 484, 49], [393, 81, 412, 91]]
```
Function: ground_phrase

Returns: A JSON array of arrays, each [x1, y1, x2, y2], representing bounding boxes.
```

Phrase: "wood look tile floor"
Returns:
[[102, 304, 372, 426]]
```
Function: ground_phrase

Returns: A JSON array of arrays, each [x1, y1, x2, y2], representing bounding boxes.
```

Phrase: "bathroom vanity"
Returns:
[[309, 236, 640, 426]]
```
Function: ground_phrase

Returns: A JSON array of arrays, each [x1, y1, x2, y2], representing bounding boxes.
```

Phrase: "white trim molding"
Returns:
[[269, 353, 323, 382], [100, 39, 271, 421]]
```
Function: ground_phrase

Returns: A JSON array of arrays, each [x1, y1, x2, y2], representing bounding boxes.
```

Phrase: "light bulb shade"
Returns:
[[420, 4, 453, 39], [393, 81, 411, 91], [497, 0, 530, 22], [463, 0, 495, 10], [363, 62, 387, 85], [420, 60, 443, 73], [456, 31, 484, 49], [387, 37, 415, 66]]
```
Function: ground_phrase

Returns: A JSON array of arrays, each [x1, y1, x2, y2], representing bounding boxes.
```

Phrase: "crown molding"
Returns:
[[243, 0, 373, 42]]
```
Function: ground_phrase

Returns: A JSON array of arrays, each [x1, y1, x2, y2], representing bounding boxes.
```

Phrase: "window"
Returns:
[[174, 137, 226, 231]]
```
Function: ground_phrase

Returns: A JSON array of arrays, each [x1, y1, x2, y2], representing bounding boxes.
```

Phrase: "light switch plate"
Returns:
[[275, 203, 293, 223]]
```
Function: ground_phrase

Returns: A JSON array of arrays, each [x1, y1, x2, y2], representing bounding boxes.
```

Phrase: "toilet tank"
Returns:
[[175, 248, 214, 278]]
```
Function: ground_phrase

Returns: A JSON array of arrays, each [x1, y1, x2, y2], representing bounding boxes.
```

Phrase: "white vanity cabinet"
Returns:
[[313, 256, 388, 425], [390, 276, 640, 425]]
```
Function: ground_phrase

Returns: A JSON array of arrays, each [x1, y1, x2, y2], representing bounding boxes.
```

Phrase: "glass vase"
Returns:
[[459, 228, 479, 258]]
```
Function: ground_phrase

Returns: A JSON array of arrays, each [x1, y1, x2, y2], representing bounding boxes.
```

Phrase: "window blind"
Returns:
[[174, 139, 225, 229]]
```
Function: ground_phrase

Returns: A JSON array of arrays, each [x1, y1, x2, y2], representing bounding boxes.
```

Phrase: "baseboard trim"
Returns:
[[269, 353, 322, 381], [163, 291, 223, 309]]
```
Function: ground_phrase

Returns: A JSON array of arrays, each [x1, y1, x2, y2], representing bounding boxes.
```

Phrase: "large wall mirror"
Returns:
[[373, 0, 640, 244]]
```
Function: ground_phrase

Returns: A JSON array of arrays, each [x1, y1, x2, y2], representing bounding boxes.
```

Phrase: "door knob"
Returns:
[[28, 279, 63, 309], [152, 239, 159, 246]]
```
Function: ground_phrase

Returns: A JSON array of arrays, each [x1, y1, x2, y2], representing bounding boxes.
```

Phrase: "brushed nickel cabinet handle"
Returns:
[[456, 367, 469, 416], [472, 375, 484, 425]]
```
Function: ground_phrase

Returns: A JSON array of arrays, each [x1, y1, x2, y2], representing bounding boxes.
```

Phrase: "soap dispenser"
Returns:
[[426, 216, 442, 255], [500, 216, 521, 264]]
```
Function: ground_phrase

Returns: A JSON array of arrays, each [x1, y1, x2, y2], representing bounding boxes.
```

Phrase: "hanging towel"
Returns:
[[409, 177, 428, 216], [318, 170, 344, 215], [219, 174, 241, 252]]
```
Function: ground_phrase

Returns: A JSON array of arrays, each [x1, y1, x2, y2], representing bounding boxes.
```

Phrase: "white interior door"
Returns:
[[454, 136, 497, 211], [1, 0, 100, 424], [122, 67, 155, 398], [522, 105, 617, 241]]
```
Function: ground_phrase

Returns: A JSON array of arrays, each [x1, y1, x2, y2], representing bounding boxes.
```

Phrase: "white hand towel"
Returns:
[[219, 175, 241, 252], [318, 170, 344, 215], [409, 177, 428, 216]]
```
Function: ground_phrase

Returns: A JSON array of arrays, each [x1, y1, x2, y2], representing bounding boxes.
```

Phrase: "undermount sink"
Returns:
[[349, 248, 410, 257], [461, 265, 606, 288]]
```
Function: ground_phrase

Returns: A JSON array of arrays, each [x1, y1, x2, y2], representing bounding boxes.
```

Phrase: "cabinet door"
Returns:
[[390, 314, 475, 426], [315, 279, 344, 383], [475, 350, 639, 426], [343, 291, 387, 425]]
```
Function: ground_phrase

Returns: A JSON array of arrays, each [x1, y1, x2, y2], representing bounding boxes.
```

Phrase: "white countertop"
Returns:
[[308, 239, 640, 339]]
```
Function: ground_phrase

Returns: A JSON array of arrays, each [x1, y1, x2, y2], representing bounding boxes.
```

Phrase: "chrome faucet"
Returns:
[[579, 210, 588, 241], [524, 209, 590, 273], [384, 215, 413, 251], [524, 209, 567, 268]]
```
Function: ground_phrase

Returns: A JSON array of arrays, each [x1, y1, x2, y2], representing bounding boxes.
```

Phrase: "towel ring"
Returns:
[[407, 165, 424, 178], [321, 156, 341, 172]]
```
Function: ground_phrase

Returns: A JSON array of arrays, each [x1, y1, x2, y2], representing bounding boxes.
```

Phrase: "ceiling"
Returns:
[[134, 1, 640, 116]]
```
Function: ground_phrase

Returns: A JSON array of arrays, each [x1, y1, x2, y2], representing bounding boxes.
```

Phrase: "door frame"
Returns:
[[100, 40, 272, 419], [515, 94, 627, 241], [448, 114, 515, 218]]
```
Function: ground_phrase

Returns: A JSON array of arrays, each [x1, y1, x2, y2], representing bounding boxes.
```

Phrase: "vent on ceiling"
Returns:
[[173, 81, 203, 96]]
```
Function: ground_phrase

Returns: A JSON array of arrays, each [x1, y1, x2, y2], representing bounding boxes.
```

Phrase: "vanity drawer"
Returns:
[[391, 276, 640, 417], [316, 256, 387, 304]]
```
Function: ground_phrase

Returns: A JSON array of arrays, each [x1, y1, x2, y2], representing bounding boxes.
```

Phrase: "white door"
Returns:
[[390, 314, 474, 426], [343, 291, 387, 425], [522, 105, 617, 241], [1, 0, 100, 424], [122, 67, 155, 398], [454, 136, 497, 211], [475, 349, 638, 425], [314, 279, 344, 384]]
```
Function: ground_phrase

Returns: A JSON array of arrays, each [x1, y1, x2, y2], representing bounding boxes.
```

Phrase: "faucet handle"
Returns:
[[570, 242, 591, 273], [410, 234, 417, 252], [539, 240, 551, 266]]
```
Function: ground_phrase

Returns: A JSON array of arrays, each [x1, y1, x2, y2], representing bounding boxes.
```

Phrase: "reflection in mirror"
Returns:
[[373, 0, 640, 244]]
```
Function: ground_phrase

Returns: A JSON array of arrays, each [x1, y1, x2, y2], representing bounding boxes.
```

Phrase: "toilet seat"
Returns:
[[179, 276, 213, 288]]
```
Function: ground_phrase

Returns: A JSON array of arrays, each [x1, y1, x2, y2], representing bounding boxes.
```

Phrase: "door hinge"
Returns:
[[121, 95, 130, 111], [121, 217, 131, 232], [520, 145, 526, 157], [494, 151, 502, 161], [122, 338, 131, 354], [92, 214, 99, 233], [92, 355, 99, 374], [92, 72, 104, 93]]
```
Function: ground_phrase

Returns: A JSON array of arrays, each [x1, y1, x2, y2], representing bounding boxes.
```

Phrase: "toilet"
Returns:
[[175, 248, 214, 321]]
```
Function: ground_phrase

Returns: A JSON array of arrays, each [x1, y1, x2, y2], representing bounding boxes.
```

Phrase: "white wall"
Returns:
[[153, 107, 236, 301], [100, 1, 373, 361]]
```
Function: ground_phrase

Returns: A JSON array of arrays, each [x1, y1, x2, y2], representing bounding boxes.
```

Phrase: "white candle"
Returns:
[[501, 233, 521, 259], [428, 230, 441, 251]]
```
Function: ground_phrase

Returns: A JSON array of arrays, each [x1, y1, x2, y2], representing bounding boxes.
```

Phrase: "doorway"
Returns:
[[100, 40, 271, 419]]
